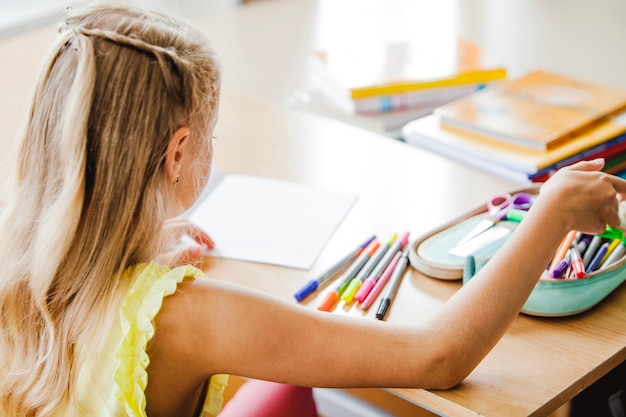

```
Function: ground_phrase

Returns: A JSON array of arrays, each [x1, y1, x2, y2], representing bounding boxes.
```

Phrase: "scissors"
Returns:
[[454, 192, 535, 247]]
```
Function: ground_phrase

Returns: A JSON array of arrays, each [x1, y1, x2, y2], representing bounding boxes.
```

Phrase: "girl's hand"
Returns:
[[157, 217, 215, 267], [535, 159, 626, 234]]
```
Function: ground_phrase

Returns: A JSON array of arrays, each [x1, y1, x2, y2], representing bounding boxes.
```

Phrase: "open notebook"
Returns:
[[186, 169, 358, 269]]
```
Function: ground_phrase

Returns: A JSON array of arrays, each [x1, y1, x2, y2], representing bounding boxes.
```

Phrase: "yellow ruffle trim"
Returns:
[[113, 261, 228, 417], [201, 373, 229, 417]]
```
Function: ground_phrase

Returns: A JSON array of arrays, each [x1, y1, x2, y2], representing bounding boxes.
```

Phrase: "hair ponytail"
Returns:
[[31, 30, 94, 328], [0, 30, 97, 416]]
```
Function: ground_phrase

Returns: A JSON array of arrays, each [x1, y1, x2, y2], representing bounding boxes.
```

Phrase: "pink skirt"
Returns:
[[220, 380, 317, 417]]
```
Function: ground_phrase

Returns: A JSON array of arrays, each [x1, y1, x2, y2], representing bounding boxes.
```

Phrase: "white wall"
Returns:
[[0, 0, 242, 38]]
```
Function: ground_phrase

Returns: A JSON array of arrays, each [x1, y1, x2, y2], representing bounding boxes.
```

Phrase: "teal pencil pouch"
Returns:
[[408, 185, 626, 317]]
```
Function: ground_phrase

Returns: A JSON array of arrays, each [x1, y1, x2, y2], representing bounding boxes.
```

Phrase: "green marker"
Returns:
[[505, 208, 527, 223]]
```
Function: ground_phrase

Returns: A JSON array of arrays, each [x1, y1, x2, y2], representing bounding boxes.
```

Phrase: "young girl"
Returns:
[[1, 3, 626, 417]]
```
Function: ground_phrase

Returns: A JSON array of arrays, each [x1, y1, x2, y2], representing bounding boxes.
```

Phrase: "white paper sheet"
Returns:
[[187, 173, 358, 269]]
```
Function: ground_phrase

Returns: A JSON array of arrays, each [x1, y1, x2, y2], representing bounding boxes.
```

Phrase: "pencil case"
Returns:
[[408, 185, 626, 317]]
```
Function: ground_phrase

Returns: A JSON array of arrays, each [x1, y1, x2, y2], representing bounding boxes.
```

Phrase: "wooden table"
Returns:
[[212, 89, 626, 417], [2, 5, 626, 416]]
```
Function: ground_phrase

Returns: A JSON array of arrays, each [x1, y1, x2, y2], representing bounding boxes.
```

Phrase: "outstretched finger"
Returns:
[[164, 217, 215, 249], [608, 175, 626, 198], [186, 226, 215, 249], [562, 158, 605, 172]]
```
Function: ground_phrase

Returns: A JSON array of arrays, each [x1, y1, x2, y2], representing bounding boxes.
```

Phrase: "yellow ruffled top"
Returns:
[[74, 261, 228, 417]]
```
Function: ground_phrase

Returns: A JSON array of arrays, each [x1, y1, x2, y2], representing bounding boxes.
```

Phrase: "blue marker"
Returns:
[[293, 235, 375, 302], [587, 241, 610, 273]]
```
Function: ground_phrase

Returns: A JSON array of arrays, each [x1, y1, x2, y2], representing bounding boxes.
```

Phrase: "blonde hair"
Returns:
[[0, 2, 220, 416]]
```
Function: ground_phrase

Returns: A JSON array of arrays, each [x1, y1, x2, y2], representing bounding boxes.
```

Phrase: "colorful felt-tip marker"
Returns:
[[576, 234, 592, 255], [293, 235, 376, 302], [587, 241, 610, 273], [375, 247, 410, 320], [602, 239, 626, 268], [505, 208, 527, 223], [583, 235, 603, 268], [569, 243, 585, 279], [317, 239, 380, 312], [341, 234, 397, 303], [550, 252, 571, 279], [600, 238, 621, 266], [354, 231, 410, 303], [549, 230, 577, 273], [598, 226, 625, 241], [360, 250, 401, 311]]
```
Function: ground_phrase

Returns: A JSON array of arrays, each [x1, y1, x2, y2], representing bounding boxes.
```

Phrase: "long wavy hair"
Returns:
[[0, 2, 220, 416]]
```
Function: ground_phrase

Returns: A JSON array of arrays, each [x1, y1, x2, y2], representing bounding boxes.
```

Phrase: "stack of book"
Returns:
[[288, 37, 507, 138], [402, 69, 626, 183]]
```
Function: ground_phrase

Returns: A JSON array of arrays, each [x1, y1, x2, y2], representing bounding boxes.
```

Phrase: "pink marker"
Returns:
[[354, 231, 410, 303], [360, 250, 402, 311]]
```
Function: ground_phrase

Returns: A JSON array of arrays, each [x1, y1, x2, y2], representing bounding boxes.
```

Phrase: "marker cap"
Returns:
[[354, 278, 375, 303], [505, 208, 527, 223], [375, 299, 391, 320], [341, 279, 362, 303], [317, 291, 339, 312], [599, 226, 624, 240], [294, 280, 318, 302]]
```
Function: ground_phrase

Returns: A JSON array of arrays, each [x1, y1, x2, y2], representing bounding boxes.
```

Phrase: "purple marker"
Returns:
[[551, 252, 571, 278]]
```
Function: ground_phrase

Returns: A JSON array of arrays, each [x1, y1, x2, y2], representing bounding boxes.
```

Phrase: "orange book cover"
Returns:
[[436, 70, 626, 150], [402, 112, 626, 176]]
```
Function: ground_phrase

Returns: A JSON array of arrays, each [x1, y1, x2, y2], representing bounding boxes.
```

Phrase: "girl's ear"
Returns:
[[164, 127, 190, 184]]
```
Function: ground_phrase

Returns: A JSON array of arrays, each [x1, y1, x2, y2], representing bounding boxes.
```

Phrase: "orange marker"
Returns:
[[549, 230, 577, 273], [317, 239, 380, 312]]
